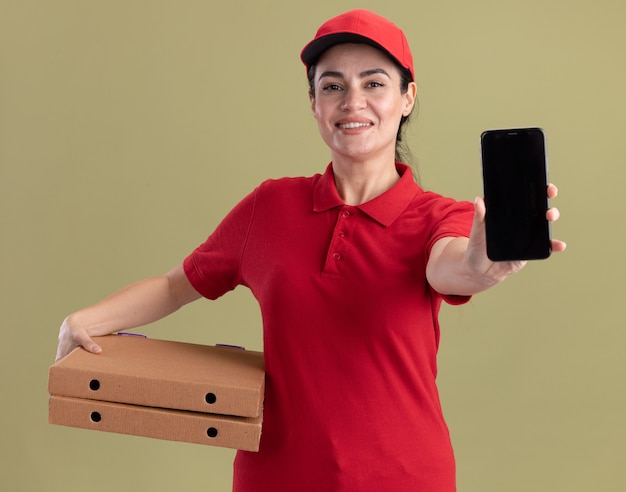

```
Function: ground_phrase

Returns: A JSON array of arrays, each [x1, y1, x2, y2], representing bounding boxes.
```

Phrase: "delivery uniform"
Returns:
[[184, 163, 474, 492]]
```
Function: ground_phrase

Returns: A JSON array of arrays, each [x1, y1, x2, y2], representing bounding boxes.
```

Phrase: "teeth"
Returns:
[[338, 122, 371, 129]]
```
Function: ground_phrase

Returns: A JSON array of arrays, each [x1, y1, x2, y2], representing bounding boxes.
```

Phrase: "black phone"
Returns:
[[480, 127, 551, 261]]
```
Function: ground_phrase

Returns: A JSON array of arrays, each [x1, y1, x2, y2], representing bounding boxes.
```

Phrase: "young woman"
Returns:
[[56, 10, 565, 491]]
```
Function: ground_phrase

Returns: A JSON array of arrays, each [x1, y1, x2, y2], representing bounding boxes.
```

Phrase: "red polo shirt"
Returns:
[[184, 163, 474, 492]]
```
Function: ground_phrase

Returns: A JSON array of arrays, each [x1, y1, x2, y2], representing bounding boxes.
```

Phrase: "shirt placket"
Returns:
[[322, 206, 357, 276]]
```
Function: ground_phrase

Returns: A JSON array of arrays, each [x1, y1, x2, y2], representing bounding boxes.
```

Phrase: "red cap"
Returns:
[[300, 9, 414, 80]]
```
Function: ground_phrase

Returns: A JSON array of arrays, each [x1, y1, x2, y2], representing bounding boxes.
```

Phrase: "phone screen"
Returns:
[[480, 127, 551, 261]]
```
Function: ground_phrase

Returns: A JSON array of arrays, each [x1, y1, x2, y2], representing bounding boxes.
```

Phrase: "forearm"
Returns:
[[426, 237, 493, 297], [67, 276, 184, 336], [56, 264, 201, 361], [426, 237, 522, 297]]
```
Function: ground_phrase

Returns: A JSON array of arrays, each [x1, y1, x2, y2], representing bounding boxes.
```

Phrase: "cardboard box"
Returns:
[[49, 395, 262, 451], [48, 335, 265, 418]]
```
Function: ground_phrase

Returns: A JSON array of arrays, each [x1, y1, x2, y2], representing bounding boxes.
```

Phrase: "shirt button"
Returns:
[[338, 230, 346, 238], [341, 210, 351, 218], [332, 253, 341, 260]]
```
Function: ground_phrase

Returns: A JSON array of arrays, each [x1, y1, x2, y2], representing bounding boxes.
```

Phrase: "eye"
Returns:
[[321, 83, 343, 92], [366, 80, 385, 88]]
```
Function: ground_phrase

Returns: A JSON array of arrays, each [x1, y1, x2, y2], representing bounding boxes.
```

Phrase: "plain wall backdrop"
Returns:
[[1, 1, 624, 491]]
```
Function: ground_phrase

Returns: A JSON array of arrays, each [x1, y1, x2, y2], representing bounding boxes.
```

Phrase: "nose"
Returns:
[[341, 87, 366, 111]]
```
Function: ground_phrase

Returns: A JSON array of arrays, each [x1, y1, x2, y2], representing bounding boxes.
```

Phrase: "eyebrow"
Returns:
[[318, 68, 392, 80]]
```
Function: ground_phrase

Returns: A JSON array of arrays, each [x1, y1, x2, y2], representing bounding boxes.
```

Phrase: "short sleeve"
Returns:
[[183, 188, 258, 300], [425, 198, 474, 256], [424, 196, 474, 305]]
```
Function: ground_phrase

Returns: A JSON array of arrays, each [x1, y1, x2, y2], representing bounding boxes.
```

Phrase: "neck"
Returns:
[[331, 156, 401, 205]]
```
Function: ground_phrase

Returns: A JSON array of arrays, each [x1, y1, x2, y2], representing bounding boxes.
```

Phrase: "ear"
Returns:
[[402, 81, 418, 116], [309, 91, 316, 117]]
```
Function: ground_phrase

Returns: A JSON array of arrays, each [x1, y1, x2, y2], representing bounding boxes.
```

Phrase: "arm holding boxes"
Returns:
[[50, 263, 265, 451], [56, 264, 200, 362]]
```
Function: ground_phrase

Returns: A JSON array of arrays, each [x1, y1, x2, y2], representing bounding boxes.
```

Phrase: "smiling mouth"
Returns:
[[337, 122, 373, 129]]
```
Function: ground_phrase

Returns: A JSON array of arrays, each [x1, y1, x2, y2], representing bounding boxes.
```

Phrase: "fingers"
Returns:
[[551, 239, 567, 253], [477, 185, 566, 258], [546, 184, 560, 222], [55, 318, 102, 362], [546, 206, 560, 222], [55, 335, 102, 362], [547, 183, 559, 199], [546, 183, 566, 251]]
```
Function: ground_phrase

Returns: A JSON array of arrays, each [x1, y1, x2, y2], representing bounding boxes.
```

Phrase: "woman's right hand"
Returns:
[[55, 315, 102, 362], [54, 265, 202, 362]]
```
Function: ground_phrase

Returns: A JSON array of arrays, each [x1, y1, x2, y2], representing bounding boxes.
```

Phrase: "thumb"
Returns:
[[473, 196, 486, 222], [83, 337, 103, 355], [55, 329, 103, 362], [75, 329, 103, 356], [469, 196, 486, 242], [465, 197, 488, 267]]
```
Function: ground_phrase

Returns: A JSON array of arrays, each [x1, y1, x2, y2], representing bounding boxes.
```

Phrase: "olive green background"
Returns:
[[1, 1, 624, 491]]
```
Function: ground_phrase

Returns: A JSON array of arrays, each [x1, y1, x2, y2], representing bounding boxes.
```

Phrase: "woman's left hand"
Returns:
[[426, 184, 565, 296], [465, 183, 567, 284]]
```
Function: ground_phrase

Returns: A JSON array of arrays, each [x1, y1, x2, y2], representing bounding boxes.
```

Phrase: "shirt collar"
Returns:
[[313, 163, 420, 227]]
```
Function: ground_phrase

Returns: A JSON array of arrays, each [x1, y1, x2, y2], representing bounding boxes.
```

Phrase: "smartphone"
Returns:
[[480, 127, 551, 261]]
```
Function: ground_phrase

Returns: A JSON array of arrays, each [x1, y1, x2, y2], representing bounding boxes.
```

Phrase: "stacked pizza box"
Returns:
[[48, 334, 265, 451]]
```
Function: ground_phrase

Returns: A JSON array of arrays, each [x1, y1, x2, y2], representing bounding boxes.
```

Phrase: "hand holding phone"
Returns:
[[480, 127, 551, 261]]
